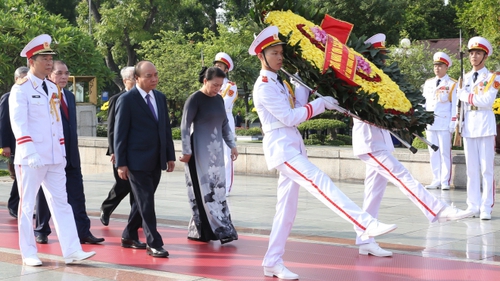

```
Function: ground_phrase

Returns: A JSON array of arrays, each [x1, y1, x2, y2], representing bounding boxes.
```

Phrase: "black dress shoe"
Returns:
[[146, 246, 169, 258], [8, 208, 17, 219], [121, 238, 146, 249], [100, 210, 110, 226], [80, 234, 105, 244], [35, 234, 48, 244]]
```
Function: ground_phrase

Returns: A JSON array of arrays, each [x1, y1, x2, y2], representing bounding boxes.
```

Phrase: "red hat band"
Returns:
[[470, 43, 489, 54], [26, 44, 46, 59], [255, 35, 281, 54], [218, 57, 231, 69]]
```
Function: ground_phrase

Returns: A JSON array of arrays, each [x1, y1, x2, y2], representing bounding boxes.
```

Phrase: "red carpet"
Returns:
[[1, 209, 499, 281]]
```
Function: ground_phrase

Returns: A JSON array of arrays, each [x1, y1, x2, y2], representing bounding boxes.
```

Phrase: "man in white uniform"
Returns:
[[456, 36, 499, 220], [423, 52, 457, 190], [9, 34, 95, 266], [249, 26, 398, 280], [352, 119, 472, 257], [213, 52, 238, 196]]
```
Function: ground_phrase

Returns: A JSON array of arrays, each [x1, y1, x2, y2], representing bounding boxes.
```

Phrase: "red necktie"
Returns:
[[60, 95, 69, 119]]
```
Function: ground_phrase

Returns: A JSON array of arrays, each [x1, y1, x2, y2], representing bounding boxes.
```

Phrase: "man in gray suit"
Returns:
[[114, 60, 175, 258]]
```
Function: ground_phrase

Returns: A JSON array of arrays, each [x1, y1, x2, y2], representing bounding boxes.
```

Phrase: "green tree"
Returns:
[[0, 0, 113, 94], [401, 0, 461, 40], [76, 0, 216, 90], [138, 18, 261, 115], [26, 0, 79, 25], [457, 0, 500, 68]]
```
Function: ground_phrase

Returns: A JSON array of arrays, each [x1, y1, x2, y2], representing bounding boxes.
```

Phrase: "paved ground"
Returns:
[[0, 169, 499, 280]]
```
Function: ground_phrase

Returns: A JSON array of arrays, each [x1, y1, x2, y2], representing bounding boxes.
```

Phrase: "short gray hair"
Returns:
[[120, 66, 135, 80], [14, 66, 29, 80]]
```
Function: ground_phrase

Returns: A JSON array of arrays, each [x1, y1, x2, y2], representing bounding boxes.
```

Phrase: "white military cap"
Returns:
[[468, 36, 492, 56], [20, 34, 56, 59], [433, 52, 452, 67], [364, 33, 386, 49], [214, 52, 234, 71], [248, 26, 285, 56]]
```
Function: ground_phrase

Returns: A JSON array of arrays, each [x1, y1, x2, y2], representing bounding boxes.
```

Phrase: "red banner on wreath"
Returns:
[[323, 35, 358, 86]]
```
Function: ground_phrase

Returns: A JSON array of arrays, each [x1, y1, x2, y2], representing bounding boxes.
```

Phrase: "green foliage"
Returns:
[[336, 134, 352, 145], [28, 0, 79, 25], [456, 0, 500, 69], [0, 170, 11, 176], [0, 0, 113, 94], [171, 127, 181, 140], [96, 124, 107, 137], [138, 18, 261, 113], [235, 127, 262, 136], [401, 0, 460, 40], [297, 119, 346, 131]]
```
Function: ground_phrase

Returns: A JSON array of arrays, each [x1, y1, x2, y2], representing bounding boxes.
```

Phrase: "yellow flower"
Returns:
[[101, 101, 109, 111], [265, 10, 412, 113], [493, 98, 500, 115]]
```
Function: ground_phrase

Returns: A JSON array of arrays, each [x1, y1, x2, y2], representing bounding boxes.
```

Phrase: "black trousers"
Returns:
[[100, 165, 134, 215], [122, 164, 163, 248], [35, 166, 91, 239]]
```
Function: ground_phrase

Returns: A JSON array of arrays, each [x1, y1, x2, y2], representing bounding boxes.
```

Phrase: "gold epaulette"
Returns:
[[16, 77, 28, 85], [450, 77, 457, 82]]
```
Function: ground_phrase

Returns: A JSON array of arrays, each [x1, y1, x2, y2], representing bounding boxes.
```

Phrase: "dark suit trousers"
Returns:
[[100, 165, 134, 215], [122, 164, 163, 248], [7, 179, 18, 212], [35, 166, 91, 238]]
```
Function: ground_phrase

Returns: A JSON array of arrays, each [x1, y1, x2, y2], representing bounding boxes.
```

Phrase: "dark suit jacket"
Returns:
[[114, 86, 175, 171], [60, 89, 80, 169], [0, 93, 16, 154], [106, 90, 126, 156]]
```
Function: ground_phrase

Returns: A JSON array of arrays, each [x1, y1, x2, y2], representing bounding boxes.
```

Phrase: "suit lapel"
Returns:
[[132, 87, 157, 122]]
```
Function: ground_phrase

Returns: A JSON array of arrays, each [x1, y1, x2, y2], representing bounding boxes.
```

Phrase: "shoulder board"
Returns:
[[449, 78, 457, 82], [262, 76, 268, 83], [16, 77, 28, 85], [496, 72, 500, 76], [228, 81, 236, 86]]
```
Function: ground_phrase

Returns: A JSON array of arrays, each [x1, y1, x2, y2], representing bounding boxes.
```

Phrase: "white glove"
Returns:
[[27, 152, 44, 169], [449, 121, 456, 134], [322, 96, 339, 110]]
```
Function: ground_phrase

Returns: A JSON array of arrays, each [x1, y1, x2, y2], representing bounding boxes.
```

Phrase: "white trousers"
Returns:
[[224, 112, 235, 195], [426, 130, 452, 186], [463, 136, 496, 214], [15, 163, 81, 259], [223, 142, 234, 194], [262, 154, 376, 267], [355, 150, 447, 245]]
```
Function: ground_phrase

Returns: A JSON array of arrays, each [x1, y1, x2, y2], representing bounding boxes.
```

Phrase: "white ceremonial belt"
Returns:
[[466, 105, 491, 111], [262, 121, 288, 133]]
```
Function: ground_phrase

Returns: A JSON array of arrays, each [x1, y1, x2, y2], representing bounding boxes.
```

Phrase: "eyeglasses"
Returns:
[[53, 71, 70, 76]]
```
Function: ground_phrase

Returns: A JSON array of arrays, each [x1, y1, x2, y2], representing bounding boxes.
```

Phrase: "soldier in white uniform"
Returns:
[[456, 36, 499, 220], [249, 26, 398, 280], [422, 52, 457, 190], [9, 34, 95, 266], [213, 52, 238, 196], [352, 119, 472, 257]]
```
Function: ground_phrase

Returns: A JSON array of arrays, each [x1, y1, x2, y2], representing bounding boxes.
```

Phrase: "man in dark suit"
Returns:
[[100, 66, 136, 226], [0, 66, 29, 218], [114, 60, 175, 258], [34, 60, 104, 244]]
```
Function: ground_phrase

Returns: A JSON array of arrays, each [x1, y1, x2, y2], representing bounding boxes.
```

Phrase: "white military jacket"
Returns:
[[457, 67, 499, 138], [253, 69, 324, 169], [422, 74, 457, 130], [9, 72, 65, 165], [352, 119, 394, 156], [220, 77, 238, 132]]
